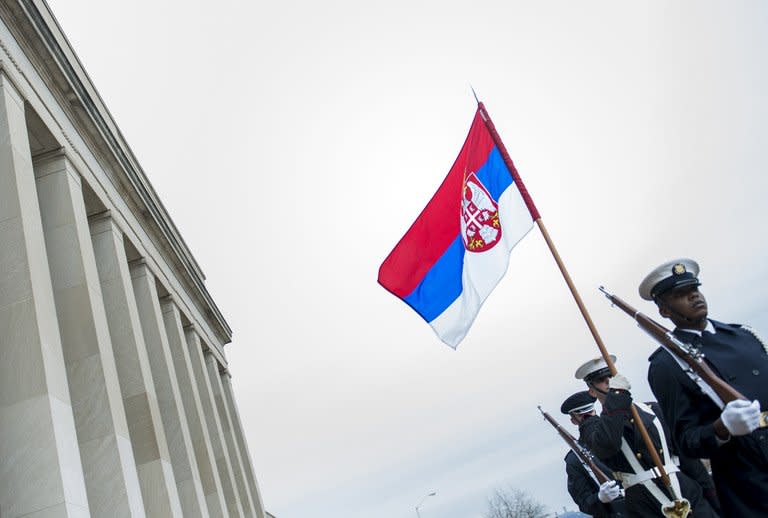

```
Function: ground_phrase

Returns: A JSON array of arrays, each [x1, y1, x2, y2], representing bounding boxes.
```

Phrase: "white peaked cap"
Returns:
[[639, 258, 700, 301], [574, 355, 616, 381]]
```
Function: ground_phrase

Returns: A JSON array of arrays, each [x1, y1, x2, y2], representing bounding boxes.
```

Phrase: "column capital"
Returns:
[[159, 294, 177, 307], [87, 209, 112, 223], [31, 146, 66, 165], [87, 210, 120, 237], [0, 68, 24, 105], [202, 349, 228, 375], [128, 257, 149, 272], [183, 324, 203, 343]]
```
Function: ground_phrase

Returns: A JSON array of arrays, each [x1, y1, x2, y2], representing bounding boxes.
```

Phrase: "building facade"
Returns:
[[0, 1, 266, 516]]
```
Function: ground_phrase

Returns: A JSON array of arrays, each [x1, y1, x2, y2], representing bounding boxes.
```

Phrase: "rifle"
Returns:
[[538, 406, 610, 484], [598, 286, 768, 427]]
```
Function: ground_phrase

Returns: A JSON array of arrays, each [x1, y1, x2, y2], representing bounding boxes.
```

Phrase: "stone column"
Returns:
[[0, 71, 89, 518], [130, 260, 209, 518], [89, 212, 183, 517], [188, 342, 244, 517], [33, 150, 143, 517], [221, 374, 266, 518], [206, 355, 257, 518], [161, 299, 228, 518]]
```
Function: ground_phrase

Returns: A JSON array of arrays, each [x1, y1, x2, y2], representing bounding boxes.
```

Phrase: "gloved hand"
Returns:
[[598, 480, 621, 503], [721, 399, 761, 436], [608, 373, 631, 391]]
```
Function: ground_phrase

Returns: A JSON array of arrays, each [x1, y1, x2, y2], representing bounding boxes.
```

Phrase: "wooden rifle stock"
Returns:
[[598, 286, 746, 404], [538, 406, 610, 484]]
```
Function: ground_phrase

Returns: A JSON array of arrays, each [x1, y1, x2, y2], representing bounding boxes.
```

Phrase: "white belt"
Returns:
[[615, 461, 680, 488], [618, 402, 685, 507]]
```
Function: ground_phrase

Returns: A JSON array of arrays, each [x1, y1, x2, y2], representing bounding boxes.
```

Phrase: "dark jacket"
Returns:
[[565, 446, 625, 517], [648, 320, 768, 518], [582, 392, 719, 518]]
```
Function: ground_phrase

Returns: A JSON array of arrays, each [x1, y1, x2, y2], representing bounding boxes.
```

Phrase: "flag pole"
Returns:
[[476, 101, 679, 499]]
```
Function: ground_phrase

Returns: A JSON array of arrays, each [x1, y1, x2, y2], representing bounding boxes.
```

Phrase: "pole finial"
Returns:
[[470, 84, 480, 105]]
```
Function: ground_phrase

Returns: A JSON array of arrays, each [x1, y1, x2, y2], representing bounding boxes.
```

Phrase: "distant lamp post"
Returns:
[[415, 491, 436, 518]]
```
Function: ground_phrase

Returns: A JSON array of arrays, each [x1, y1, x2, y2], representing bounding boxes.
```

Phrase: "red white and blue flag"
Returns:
[[378, 104, 539, 348]]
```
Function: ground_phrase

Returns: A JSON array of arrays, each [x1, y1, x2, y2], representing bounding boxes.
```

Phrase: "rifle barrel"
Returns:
[[599, 288, 746, 404], [539, 407, 610, 484]]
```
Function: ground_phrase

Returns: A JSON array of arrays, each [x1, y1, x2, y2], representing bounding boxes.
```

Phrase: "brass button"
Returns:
[[630, 419, 634, 424], [636, 452, 642, 459]]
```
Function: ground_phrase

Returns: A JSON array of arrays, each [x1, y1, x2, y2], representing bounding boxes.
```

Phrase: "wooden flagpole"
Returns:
[[476, 101, 679, 499]]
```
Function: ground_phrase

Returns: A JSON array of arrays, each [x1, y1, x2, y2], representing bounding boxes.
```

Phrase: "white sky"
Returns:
[[45, 1, 768, 517]]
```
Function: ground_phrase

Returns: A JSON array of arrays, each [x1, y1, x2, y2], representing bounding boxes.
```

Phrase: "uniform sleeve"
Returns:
[[584, 391, 632, 459], [647, 357, 722, 458], [565, 455, 610, 516]]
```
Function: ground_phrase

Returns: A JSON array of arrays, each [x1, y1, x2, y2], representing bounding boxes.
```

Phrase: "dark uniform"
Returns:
[[565, 445, 625, 517], [561, 391, 626, 517], [648, 321, 768, 517], [582, 390, 720, 518]]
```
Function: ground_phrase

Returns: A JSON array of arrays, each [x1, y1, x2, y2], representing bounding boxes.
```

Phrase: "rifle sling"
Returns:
[[660, 345, 725, 410]]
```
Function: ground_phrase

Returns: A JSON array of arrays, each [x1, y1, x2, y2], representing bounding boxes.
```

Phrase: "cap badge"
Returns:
[[672, 263, 686, 275]]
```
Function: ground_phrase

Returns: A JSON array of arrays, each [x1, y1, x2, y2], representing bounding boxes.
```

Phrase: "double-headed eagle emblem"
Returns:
[[461, 173, 501, 252]]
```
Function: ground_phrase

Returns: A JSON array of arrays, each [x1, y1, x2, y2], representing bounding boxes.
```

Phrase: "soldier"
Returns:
[[561, 391, 626, 517], [641, 258, 768, 517], [576, 356, 720, 517]]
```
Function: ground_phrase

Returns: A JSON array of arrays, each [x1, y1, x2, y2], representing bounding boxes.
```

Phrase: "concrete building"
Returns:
[[0, 1, 266, 516]]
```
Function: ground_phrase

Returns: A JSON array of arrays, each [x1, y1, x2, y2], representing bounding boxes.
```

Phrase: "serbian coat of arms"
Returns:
[[461, 173, 501, 252]]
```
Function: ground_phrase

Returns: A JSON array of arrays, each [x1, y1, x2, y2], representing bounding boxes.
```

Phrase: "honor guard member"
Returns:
[[576, 356, 720, 518], [642, 259, 768, 517], [561, 391, 626, 517]]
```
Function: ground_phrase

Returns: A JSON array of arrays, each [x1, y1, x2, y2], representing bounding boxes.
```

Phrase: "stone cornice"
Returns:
[[1, 0, 233, 344]]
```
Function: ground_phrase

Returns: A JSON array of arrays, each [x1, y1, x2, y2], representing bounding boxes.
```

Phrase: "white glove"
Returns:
[[608, 374, 631, 391], [721, 399, 761, 436], [598, 480, 621, 503]]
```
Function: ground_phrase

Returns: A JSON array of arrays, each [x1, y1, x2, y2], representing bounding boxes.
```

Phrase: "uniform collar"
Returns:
[[675, 319, 715, 336]]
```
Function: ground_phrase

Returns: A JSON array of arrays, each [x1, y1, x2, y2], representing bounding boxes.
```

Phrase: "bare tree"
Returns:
[[485, 487, 548, 518]]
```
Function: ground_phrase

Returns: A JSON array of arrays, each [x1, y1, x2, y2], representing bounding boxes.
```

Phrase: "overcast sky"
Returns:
[[45, 1, 768, 517]]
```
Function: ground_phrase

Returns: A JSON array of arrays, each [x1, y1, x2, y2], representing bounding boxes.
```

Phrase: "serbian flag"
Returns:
[[378, 104, 540, 348]]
